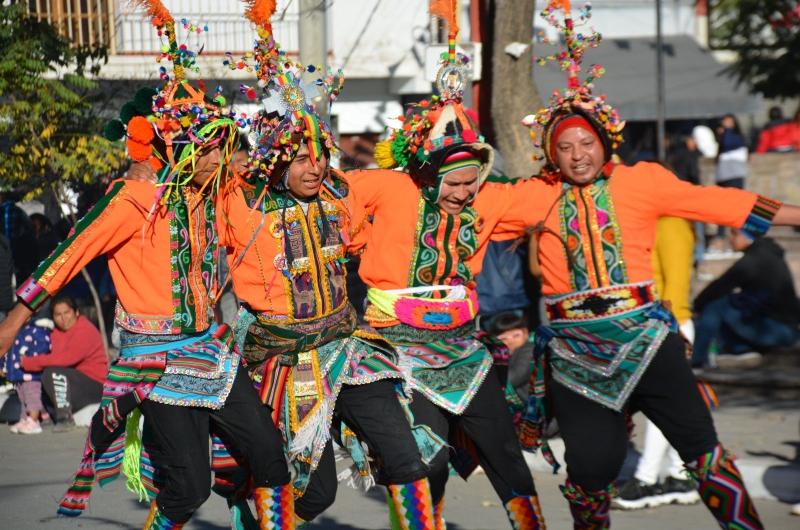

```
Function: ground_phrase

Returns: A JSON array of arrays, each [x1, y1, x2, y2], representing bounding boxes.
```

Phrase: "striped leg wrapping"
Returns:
[[387, 478, 435, 530], [253, 484, 295, 530], [504, 495, 547, 530], [560, 479, 612, 530], [142, 500, 184, 529], [686, 444, 764, 530]]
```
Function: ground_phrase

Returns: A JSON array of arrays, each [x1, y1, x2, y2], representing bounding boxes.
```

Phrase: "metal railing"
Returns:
[[27, 0, 114, 49], [114, 0, 299, 55]]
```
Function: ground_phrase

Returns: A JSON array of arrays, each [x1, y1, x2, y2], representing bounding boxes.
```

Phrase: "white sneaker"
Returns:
[[9, 417, 27, 434], [715, 352, 763, 369], [791, 503, 800, 516], [15, 417, 42, 434]]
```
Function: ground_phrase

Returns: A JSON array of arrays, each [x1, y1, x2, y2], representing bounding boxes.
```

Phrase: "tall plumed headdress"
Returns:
[[234, 0, 344, 185], [522, 1, 625, 181], [103, 0, 239, 201], [374, 0, 493, 188]]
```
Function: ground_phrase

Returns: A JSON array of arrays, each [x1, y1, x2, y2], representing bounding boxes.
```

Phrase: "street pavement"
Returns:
[[1, 397, 798, 529]]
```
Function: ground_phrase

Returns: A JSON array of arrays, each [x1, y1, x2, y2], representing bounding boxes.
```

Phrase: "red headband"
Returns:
[[549, 115, 602, 162]]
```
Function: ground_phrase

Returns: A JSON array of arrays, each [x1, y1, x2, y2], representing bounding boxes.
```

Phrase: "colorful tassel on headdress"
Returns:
[[130, 0, 174, 26], [244, 0, 278, 31], [429, 0, 459, 63]]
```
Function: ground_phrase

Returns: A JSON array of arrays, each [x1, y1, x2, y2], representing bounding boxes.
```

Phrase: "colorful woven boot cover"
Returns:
[[504, 495, 547, 529], [142, 500, 184, 530], [686, 444, 764, 530], [560, 479, 612, 530], [433, 496, 446, 530], [253, 484, 295, 530], [386, 478, 435, 530]]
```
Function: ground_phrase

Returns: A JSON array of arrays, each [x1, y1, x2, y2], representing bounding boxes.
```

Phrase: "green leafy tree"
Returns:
[[709, 0, 800, 99], [0, 2, 126, 198]]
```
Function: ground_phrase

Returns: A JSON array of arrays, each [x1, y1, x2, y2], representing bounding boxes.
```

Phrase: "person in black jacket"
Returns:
[[692, 228, 800, 367]]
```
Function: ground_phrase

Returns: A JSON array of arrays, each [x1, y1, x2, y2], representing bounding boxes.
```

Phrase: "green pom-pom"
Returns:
[[213, 95, 226, 107], [119, 102, 139, 124], [133, 87, 157, 116], [103, 120, 126, 141], [390, 135, 411, 168]]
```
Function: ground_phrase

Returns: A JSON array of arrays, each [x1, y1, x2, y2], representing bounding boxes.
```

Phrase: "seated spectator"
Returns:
[[3, 318, 53, 434], [755, 106, 798, 154], [21, 294, 108, 431], [692, 228, 800, 368]]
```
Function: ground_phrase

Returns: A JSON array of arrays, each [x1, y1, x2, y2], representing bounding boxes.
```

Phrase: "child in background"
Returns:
[[4, 318, 53, 434]]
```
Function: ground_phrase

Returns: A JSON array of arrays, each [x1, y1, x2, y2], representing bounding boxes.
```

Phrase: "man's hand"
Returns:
[[0, 304, 33, 356]]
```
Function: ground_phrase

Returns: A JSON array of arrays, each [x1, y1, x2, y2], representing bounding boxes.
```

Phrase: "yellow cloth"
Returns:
[[652, 217, 694, 323]]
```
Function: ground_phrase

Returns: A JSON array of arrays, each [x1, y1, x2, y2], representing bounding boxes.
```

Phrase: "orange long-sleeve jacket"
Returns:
[[17, 180, 218, 334], [345, 163, 777, 297]]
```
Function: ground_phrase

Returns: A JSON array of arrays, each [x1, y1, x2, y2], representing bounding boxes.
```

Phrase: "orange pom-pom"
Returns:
[[127, 116, 155, 144], [127, 139, 153, 162], [149, 157, 163, 172]]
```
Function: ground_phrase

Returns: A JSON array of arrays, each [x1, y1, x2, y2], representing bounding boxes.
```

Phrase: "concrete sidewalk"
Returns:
[[524, 397, 800, 506]]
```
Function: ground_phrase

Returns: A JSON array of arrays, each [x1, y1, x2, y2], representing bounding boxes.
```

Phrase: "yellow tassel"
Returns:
[[374, 140, 396, 169]]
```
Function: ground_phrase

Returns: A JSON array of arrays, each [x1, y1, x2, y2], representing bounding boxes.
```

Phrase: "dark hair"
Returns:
[[768, 106, 784, 122], [51, 293, 78, 313], [721, 114, 743, 136], [486, 310, 528, 335]]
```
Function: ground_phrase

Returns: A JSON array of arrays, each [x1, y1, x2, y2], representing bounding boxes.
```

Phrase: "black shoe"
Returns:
[[660, 476, 700, 505], [612, 479, 666, 510]]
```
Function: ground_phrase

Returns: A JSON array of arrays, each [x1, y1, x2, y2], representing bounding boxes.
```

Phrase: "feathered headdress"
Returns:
[[233, 0, 344, 185], [103, 0, 238, 201], [522, 1, 625, 180], [373, 0, 493, 187]]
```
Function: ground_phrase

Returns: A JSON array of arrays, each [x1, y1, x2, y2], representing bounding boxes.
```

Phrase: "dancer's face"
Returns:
[[286, 144, 328, 199], [554, 127, 605, 185], [438, 166, 479, 214], [191, 145, 222, 187]]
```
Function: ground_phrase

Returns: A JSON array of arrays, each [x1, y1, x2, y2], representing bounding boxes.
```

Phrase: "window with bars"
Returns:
[[27, 0, 114, 50]]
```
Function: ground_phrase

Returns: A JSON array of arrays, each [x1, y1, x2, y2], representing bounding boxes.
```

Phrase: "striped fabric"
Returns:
[[687, 444, 764, 529], [433, 497, 446, 530], [741, 195, 781, 240], [59, 327, 236, 518], [560, 479, 613, 529]]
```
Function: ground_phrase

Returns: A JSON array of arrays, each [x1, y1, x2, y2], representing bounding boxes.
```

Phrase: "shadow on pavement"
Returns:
[[38, 515, 137, 529]]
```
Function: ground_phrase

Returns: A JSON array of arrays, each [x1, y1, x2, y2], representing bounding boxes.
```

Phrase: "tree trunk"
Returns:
[[483, 0, 542, 179]]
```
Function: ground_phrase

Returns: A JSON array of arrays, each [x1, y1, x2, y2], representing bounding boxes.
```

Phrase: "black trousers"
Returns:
[[295, 380, 428, 521], [551, 332, 719, 492], [410, 367, 536, 505], [140, 368, 290, 523], [40, 367, 103, 421]]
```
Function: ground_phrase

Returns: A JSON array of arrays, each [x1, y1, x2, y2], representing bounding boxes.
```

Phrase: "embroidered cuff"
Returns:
[[741, 195, 781, 239], [16, 277, 50, 311]]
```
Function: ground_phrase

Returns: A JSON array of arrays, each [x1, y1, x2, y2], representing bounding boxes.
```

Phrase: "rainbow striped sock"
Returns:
[[387, 478, 435, 530], [142, 501, 184, 529], [504, 495, 547, 529], [253, 484, 295, 530], [433, 496, 446, 530]]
